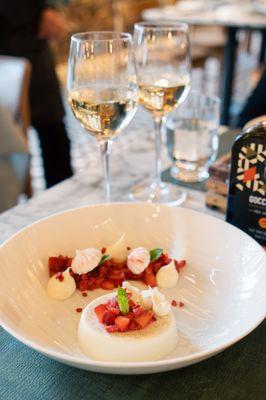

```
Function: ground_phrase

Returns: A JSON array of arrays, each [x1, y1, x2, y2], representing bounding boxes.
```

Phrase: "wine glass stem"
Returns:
[[99, 140, 111, 203], [154, 117, 163, 186]]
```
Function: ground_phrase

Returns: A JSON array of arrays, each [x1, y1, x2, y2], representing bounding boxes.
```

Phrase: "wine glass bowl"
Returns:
[[130, 22, 191, 204], [67, 32, 138, 201]]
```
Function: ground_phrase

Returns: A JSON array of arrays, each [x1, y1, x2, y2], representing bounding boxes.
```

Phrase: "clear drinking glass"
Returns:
[[67, 32, 138, 202], [130, 22, 191, 204], [165, 91, 220, 182]]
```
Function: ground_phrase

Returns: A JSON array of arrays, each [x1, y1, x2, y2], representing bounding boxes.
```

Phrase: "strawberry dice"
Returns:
[[100, 280, 115, 290], [115, 316, 130, 332], [144, 267, 157, 287], [94, 304, 106, 323], [103, 311, 116, 326], [135, 310, 154, 329]]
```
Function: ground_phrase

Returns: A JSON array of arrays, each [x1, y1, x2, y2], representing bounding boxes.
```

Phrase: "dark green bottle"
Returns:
[[226, 121, 266, 246]]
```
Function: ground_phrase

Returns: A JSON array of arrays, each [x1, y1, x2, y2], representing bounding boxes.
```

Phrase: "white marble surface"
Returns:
[[142, 2, 266, 29], [0, 108, 223, 245]]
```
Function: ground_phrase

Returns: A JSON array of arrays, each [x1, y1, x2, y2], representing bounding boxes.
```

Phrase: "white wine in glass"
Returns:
[[131, 22, 191, 204], [67, 32, 138, 201]]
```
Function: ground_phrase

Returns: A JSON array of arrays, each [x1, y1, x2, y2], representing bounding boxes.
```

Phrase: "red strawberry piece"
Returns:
[[132, 305, 143, 318], [171, 300, 177, 307], [98, 265, 108, 277], [103, 260, 113, 269], [144, 268, 157, 287], [66, 257, 73, 268], [107, 270, 125, 280], [87, 276, 96, 290], [112, 279, 124, 288], [125, 268, 145, 280], [94, 304, 107, 323], [151, 260, 165, 274], [48, 256, 72, 276], [174, 259, 179, 271], [179, 260, 186, 268], [103, 311, 116, 326], [106, 325, 119, 333], [107, 307, 120, 316], [162, 253, 171, 265], [115, 316, 130, 332], [78, 280, 89, 291], [95, 276, 104, 288], [128, 299, 135, 309], [128, 320, 139, 330], [101, 247, 106, 254], [124, 311, 134, 321], [135, 310, 154, 329], [101, 280, 115, 290]]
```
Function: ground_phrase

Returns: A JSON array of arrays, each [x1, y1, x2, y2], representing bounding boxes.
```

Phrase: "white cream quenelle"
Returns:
[[71, 248, 102, 275], [127, 247, 150, 275], [156, 260, 179, 289], [105, 234, 128, 262], [139, 287, 153, 310], [151, 287, 171, 317], [122, 281, 140, 303], [47, 268, 76, 300]]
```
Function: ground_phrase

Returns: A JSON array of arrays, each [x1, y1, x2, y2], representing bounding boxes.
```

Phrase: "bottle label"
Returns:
[[229, 141, 266, 245], [235, 143, 266, 195]]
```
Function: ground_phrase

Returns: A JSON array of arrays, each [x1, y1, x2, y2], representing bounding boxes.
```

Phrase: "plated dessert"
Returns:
[[46, 235, 186, 300], [78, 282, 178, 361]]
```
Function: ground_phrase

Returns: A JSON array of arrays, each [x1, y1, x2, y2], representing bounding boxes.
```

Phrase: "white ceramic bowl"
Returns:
[[0, 203, 265, 374]]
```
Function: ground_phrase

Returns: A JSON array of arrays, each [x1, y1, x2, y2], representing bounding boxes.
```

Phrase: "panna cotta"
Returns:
[[78, 285, 178, 362]]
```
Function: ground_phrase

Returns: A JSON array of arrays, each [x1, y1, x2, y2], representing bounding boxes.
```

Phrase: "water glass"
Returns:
[[165, 91, 220, 183]]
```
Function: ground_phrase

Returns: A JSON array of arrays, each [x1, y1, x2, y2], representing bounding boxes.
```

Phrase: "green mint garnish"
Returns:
[[117, 286, 129, 315], [99, 254, 110, 265], [150, 248, 163, 261]]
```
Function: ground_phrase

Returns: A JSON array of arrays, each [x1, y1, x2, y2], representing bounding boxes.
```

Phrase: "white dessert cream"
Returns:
[[78, 284, 178, 362], [47, 268, 76, 300], [156, 260, 179, 289], [71, 247, 102, 275], [106, 235, 128, 262], [122, 281, 140, 303], [127, 247, 150, 275]]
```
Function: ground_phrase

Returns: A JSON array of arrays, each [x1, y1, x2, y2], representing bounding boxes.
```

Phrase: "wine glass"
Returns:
[[67, 32, 138, 202], [130, 22, 191, 204]]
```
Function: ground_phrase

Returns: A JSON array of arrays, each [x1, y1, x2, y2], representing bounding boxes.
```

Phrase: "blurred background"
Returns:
[[0, 0, 265, 209]]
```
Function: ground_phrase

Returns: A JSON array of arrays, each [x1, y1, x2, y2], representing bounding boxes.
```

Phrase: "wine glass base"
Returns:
[[170, 166, 209, 183], [130, 180, 187, 206]]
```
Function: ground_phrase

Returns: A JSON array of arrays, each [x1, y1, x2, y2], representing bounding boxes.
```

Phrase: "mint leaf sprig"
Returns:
[[149, 248, 163, 262], [117, 286, 129, 315], [98, 254, 110, 265]]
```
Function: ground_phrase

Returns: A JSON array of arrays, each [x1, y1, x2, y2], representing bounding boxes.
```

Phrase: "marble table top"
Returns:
[[142, 3, 266, 29], [0, 108, 222, 245]]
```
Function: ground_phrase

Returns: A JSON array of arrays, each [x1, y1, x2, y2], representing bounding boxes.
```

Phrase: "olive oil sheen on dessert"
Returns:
[[226, 122, 266, 246]]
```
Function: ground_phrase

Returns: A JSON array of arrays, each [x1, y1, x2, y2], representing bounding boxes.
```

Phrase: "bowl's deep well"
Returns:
[[0, 203, 265, 373]]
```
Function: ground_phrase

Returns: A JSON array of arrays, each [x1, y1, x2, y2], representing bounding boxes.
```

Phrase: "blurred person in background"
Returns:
[[238, 68, 266, 128], [0, 0, 73, 188], [0, 104, 29, 212]]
